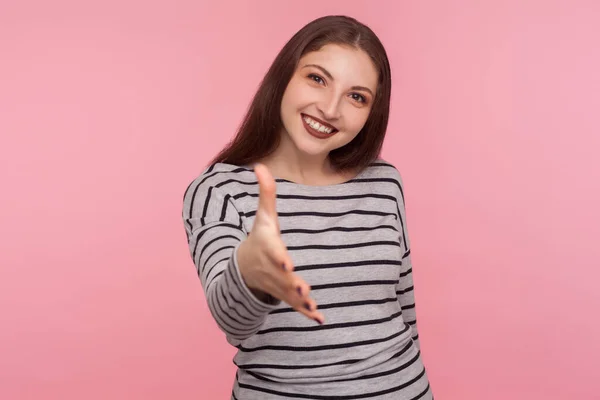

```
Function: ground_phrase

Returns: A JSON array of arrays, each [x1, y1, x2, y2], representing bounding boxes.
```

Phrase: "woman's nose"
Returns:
[[317, 95, 341, 121]]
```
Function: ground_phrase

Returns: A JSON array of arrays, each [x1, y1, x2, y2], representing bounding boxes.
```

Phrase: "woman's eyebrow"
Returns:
[[302, 63, 334, 80], [350, 85, 374, 96], [301, 63, 374, 96]]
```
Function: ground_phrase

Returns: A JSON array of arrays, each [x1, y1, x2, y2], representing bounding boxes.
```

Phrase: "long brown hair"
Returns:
[[208, 15, 392, 174]]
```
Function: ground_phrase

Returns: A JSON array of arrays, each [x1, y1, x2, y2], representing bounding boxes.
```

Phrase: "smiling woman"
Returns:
[[279, 44, 377, 155], [208, 15, 392, 181], [182, 15, 434, 399]]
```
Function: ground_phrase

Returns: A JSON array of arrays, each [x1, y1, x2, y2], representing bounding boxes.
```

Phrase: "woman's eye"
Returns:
[[350, 93, 367, 104], [308, 74, 324, 84]]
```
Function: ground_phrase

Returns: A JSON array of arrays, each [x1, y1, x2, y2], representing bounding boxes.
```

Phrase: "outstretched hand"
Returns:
[[237, 163, 324, 324]]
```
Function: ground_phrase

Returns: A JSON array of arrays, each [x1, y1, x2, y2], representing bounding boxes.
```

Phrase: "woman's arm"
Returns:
[[396, 248, 421, 348], [391, 168, 421, 349], [182, 181, 279, 343]]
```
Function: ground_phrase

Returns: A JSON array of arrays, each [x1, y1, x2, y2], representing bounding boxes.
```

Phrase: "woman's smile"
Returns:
[[301, 113, 339, 139]]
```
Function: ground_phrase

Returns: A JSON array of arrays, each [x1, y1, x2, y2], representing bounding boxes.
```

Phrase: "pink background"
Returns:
[[1, 1, 599, 399]]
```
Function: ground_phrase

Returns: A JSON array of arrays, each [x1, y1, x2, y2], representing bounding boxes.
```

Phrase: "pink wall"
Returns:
[[1, 1, 599, 399]]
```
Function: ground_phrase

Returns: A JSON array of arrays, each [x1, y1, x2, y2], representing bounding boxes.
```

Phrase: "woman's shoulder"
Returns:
[[362, 157, 407, 204], [202, 161, 254, 182], [182, 162, 256, 219], [367, 157, 403, 181], [184, 162, 255, 199]]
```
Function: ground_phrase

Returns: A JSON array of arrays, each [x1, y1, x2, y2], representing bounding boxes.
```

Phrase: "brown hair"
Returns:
[[208, 15, 392, 174]]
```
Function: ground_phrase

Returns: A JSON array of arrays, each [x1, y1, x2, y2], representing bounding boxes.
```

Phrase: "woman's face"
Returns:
[[279, 44, 378, 159]]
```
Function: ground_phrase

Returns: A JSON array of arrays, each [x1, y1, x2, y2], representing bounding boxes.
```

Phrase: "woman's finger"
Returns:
[[268, 272, 324, 323]]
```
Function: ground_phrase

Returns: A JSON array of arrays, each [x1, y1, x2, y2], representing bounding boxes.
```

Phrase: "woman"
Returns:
[[182, 15, 433, 399]]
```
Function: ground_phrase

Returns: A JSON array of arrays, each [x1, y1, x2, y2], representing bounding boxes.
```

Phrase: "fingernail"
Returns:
[[304, 302, 312, 311], [282, 263, 287, 271], [314, 317, 323, 325], [296, 286, 303, 296]]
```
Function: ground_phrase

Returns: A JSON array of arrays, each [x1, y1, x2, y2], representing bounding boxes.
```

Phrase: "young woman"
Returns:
[[182, 15, 434, 400]]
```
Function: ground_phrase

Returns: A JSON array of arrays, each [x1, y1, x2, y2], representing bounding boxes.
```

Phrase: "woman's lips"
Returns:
[[301, 114, 339, 139]]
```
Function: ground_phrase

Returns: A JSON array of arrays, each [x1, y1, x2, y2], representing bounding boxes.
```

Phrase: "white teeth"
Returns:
[[303, 116, 334, 134]]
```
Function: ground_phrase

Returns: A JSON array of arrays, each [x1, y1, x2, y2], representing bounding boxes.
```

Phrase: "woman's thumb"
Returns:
[[254, 163, 278, 222]]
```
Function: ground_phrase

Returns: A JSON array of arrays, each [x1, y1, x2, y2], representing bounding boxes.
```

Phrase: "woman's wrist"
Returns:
[[237, 240, 271, 302]]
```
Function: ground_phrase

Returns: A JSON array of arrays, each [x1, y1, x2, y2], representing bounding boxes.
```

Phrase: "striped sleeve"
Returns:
[[182, 178, 280, 343], [393, 172, 421, 349]]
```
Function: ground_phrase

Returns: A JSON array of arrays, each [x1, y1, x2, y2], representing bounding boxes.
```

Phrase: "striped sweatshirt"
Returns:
[[182, 158, 433, 399]]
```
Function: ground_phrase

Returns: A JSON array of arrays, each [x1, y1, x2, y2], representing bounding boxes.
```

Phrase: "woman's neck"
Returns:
[[254, 154, 353, 186]]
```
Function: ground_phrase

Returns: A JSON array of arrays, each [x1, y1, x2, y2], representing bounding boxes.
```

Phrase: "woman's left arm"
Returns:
[[396, 246, 420, 349], [392, 169, 421, 349]]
